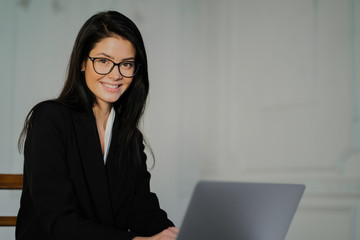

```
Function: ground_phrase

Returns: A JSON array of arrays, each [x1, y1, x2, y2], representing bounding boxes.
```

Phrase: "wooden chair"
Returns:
[[0, 174, 23, 226]]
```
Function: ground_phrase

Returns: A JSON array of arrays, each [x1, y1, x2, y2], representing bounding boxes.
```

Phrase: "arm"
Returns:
[[127, 131, 176, 237]]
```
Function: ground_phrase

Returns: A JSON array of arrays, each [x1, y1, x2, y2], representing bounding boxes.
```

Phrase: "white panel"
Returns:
[[215, 0, 355, 178], [255, 0, 316, 108], [0, 0, 16, 172], [287, 205, 354, 240]]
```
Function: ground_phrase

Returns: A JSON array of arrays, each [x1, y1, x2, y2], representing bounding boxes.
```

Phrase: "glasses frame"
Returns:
[[88, 56, 140, 78]]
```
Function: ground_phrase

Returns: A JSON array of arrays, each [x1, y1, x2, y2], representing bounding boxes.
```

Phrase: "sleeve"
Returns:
[[24, 102, 136, 240], [128, 131, 174, 236]]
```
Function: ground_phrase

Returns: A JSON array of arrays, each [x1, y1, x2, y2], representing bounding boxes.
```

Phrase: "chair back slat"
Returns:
[[0, 216, 17, 226], [0, 174, 23, 189], [0, 174, 23, 227]]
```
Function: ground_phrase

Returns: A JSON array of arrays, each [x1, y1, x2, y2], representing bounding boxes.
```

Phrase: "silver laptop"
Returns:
[[177, 181, 305, 240]]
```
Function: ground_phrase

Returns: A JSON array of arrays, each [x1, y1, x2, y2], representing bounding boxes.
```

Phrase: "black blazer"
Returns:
[[16, 102, 173, 240]]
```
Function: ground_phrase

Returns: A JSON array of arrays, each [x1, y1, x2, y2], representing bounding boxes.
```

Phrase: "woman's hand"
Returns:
[[133, 227, 179, 240]]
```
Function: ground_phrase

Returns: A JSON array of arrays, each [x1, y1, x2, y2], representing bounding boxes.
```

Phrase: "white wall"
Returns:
[[1, 0, 359, 239]]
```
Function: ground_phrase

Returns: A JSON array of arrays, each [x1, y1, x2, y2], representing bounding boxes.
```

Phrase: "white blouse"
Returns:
[[103, 107, 115, 163]]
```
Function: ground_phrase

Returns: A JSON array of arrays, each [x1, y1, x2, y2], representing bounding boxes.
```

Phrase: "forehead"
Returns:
[[90, 36, 136, 59]]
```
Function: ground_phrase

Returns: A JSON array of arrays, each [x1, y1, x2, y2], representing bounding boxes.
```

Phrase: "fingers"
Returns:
[[166, 227, 179, 235], [156, 227, 179, 240], [133, 227, 180, 240]]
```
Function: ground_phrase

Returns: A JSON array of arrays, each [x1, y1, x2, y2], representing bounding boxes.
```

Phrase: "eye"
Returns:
[[96, 58, 111, 65], [122, 61, 135, 69]]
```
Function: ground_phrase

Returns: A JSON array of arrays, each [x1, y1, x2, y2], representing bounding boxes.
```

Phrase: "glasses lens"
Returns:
[[119, 62, 137, 77], [91, 57, 139, 77], [94, 58, 113, 74]]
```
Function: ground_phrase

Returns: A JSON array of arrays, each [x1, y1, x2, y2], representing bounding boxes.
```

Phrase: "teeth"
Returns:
[[102, 83, 119, 89]]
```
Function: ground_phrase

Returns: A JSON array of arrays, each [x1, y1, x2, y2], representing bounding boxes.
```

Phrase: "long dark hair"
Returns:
[[19, 11, 151, 168]]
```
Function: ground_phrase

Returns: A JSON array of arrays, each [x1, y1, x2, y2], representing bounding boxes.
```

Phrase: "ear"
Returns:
[[81, 62, 85, 72]]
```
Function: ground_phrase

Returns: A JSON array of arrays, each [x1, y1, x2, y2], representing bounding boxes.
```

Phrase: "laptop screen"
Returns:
[[177, 181, 305, 240]]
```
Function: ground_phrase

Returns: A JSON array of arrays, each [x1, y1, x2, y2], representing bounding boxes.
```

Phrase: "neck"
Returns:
[[92, 102, 112, 130]]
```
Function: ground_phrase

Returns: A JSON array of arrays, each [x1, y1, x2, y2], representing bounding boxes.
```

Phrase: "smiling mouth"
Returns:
[[101, 82, 121, 89]]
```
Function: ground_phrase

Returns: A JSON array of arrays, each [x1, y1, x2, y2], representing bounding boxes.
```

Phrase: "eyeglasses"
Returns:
[[88, 56, 140, 78]]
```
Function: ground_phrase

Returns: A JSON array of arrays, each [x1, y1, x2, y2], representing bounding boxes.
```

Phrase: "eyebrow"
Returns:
[[122, 57, 136, 61], [95, 53, 135, 61], [95, 53, 114, 59]]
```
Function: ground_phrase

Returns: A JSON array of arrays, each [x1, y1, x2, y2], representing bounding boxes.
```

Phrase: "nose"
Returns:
[[108, 65, 123, 80]]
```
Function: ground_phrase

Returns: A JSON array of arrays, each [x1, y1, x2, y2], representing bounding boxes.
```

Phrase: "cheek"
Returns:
[[84, 74, 104, 96], [85, 71, 100, 86], [84, 62, 98, 82], [84, 75, 94, 90], [121, 79, 133, 92], [125, 78, 133, 87]]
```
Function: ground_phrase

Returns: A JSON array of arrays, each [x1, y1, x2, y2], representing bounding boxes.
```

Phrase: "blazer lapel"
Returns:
[[73, 109, 114, 226]]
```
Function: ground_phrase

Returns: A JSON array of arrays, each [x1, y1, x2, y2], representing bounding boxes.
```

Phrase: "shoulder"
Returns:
[[33, 100, 72, 116], [30, 100, 75, 131], [32, 100, 85, 122]]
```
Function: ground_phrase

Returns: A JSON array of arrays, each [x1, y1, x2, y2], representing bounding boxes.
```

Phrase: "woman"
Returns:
[[16, 11, 178, 240]]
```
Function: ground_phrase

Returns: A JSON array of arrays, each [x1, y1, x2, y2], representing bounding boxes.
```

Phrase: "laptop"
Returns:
[[177, 181, 305, 240]]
